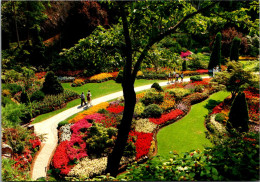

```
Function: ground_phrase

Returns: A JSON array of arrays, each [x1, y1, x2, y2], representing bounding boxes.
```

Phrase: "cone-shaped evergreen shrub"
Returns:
[[41, 71, 64, 95], [20, 90, 30, 104], [230, 37, 241, 61], [182, 60, 187, 71], [227, 92, 249, 132], [151, 82, 163, 92], [208, 32, 221, 69]]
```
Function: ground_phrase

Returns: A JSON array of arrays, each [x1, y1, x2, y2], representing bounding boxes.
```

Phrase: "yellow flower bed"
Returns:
[[2, 89, 11, 97], [159, 100, 175, 111], [136, 92, 146, 99], [69, 102, 109, 123], [239, 56, 258, 60], [135, 118, 157, 133], [89, 73, 113, 81], [73, 79, 84, 86]]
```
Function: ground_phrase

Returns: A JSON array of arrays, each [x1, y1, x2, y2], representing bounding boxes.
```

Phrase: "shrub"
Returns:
[[183, 92, 209, 105], [30, 90, 45, 102], [116, 70, 123, 83], [3, 84, 22, 95], [202, 46, 210, 52], [97, 108, 109, 114], [141, 89, 164, 106], [142, 104, 163, 118], [134, 102, 145, 116], [166, 88, 190, 101], [190, 75, 203, 82], [20, 90, 30, 104], [182, 60, 187, 71], [151, 82, 163, 92], [58, 120, 69, 128], [42, 71, 64, 95], [2, 96, 14, 107], [85, 123, 117, 157], [227, 92, 249, 132], [215, 113, 226, 123], [2, 89, 11, 97], [230, 37, 241, 61], [208, 32, 221, 69], [194, 85, 204, 93]]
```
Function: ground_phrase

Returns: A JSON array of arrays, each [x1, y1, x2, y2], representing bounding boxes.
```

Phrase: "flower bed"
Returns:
[[149, 109, 184, 125], [71, 78, 85, 87], [88, 73, 113, 83], [134, 118, 157, 133], [35, 72, 47, 79], [55, 70, 84, 77]]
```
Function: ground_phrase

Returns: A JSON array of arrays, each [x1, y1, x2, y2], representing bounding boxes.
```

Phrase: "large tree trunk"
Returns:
[[12, 2, 20, 48], [106, 80, 136, 176]]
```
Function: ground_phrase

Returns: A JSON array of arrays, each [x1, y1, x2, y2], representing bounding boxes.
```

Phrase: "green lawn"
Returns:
[[156, 91, 230, 158], [32, 79, 165, 124]]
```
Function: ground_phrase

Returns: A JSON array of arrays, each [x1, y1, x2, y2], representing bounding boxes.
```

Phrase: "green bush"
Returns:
[[20, 90, 30, 104], [30, 90, 45, 102], [141, 89, 164, 106], [85, 123, 118, 157], [41, 71, 64, 95], [2, 96, 14, 107], [202, 46, 210, 52], [227, 92, 249, 132], [182, 60, 187, 71], [230, 37, 241, 61], [167, 88, 190, 101], [190, 75, 203, 82], [97, 108, 109, 114], [194, 85, 204, 93], [151, 82, 163, 92], [116, 70, 123, 83], [208, 32, 221, 69], [3, 84, 22, 96], [58, 120, 69, 128], [142, 104, 163, 118], [215, 113, 226, 123], [134, 102, 145, 116]]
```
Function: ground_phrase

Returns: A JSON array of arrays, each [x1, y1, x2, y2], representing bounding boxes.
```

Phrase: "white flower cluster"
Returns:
[[68, 157, 107, 178], [135, 118, 157, 133], [210, 115, 227, 134], [60, 124, 72, 142], [68, 156, 135, 178]]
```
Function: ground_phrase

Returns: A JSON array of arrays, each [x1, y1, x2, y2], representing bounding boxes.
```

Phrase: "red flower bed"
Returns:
[[14, 148, 33, 170], [212, 103, 224, 114], [35, 72, 47, 79], [149, 109, 184, 125], [55, 70, 84, 77], [107, 104, 124, 114], [196, 69, 208, 74], [180, 51, 192, 58], [52, 141, 72, 175], [129, 131, 153, 160], [95, 116, 118, 128], [29, 138, 41, 149]]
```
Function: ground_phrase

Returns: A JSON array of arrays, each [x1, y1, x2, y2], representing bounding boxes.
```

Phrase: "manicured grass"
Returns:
[[32, 79, 165, 124], [156, 91, 230, 158]]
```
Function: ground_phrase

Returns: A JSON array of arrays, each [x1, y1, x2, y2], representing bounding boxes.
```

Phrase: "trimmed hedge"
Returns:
[[142, 104, 163, 118]]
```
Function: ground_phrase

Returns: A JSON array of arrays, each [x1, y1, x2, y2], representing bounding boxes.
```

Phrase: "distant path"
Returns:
[[31, 76, 209, 180]]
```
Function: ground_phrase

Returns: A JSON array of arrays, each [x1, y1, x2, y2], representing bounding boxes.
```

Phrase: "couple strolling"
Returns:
[[80, 90, 92, 107]]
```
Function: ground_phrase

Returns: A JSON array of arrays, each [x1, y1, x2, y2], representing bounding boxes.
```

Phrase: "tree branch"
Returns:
[[132, 1, 218, 79]]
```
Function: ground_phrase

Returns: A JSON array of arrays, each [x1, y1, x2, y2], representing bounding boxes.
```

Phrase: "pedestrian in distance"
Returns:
[[213, 67, 216, 77], [80, 92, 86, 107], [172, 69, 176, 83], [87, 90, 92, 107], [168, 72, 171, 84], [175, 72, 179, 82], [180, 72, 184, 82]]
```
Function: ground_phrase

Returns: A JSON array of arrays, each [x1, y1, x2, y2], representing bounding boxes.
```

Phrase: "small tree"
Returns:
[[182, 60, 187, 71], [20, 90, 30, 104], [41, 71, 64, 95], [230, 37, 241, 61], [208, 32, 221, 70], [227, 92, 249, 132]]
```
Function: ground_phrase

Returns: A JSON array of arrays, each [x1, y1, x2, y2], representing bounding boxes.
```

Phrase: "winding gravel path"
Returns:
[[31, 76, 209, 180]]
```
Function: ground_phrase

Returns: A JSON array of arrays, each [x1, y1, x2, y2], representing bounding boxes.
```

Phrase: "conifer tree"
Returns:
[[182, 60, 187, 71], [230, 37, 241, 61], [208, 32, 221, 70], [42, 71, 64, 95], [227, 92, 249, 132]]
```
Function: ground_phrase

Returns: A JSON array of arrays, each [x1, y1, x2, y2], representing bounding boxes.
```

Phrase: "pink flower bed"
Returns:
[[196, 69, 208, 74], [180, 51, 192, 58], [149, 109, 184, 125]]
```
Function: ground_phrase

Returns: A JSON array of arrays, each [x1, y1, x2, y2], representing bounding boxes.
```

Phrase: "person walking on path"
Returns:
[[168, 72, 172, 84], [172, 69, 176, 83], [87, 90, 92, 107], [80, 92, 86, 107], [213, 67, 216, 77], [175, 72, 179, 82], [180, 72, 184, 82]]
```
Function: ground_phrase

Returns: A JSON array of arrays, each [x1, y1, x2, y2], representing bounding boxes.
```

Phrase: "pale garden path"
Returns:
[[31, 76, 209, 180]]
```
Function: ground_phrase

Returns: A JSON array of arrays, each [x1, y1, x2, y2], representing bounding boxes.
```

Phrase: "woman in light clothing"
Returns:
[[87, 90, 92, 107]]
